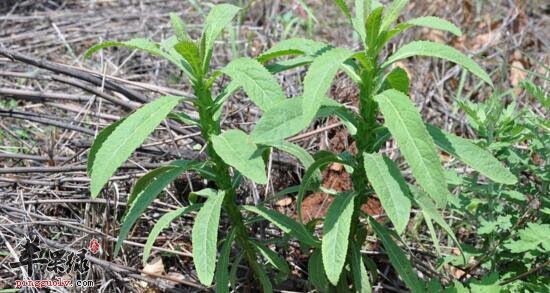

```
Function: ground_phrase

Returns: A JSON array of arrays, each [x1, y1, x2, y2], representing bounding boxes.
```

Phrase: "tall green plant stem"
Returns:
[[347, 55, 381, 263], [193, 80, 263, 283]]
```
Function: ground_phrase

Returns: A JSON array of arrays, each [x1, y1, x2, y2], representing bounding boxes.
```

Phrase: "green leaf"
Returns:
[[170, 13, 191, 41], [257, 38, 328, 63], [192, 190, 227, 286], [383, 41, 493, 86], [351, 242, 372, 293], [188, 188, 219, 204], [302, 47, 354, 123], [295, 0, 319, 23], [334, 0, 352, 20], [298, 152, 354, 222], [268, 140, 321, 183], [222, 58, 285, 111], [317, 101, 360, 135], [143, 204, 201, 264], [250, 240, 290, 283], [251, 96, 339, 144], [243, 205, 319, 247], [369, 218, 424, 293], [469, 272, 503, 293], [265, 56, 314, 73], [380, 0, 409, 31], [521, 80, 550, 108], [309, 250, 330, 292], [366, 7, 384, 50], [167, 111, 198, 126], [251, 97, 303, 144], [410, 185, 464, 259], [257, 49, 304, 64], [353, 0, 382, 42], [212, 129, 267, 184], [175, 40, 202, 76], [322, 192, 356, 285], [85, 38, 194, 79], [85, 38, 159, 59], [116, 161, 200, 255], [201, 4, 241, 69], [382, 66, 409, 94], [255, 266, 274, 293], [444, 280, 469, 293], [406, 16, 462, 37], [426, 124, 517, 184], [87, 118, 125, 176], [377, 23, 411, 47], [89, 96, 182, 198], [363, 153, 411, 235], [229, 253, 243, 290], [374, 90, 449, 207], [126, 161, 198, 207], [215, 229, 236, 293], [504, 223, 550, 253], [159, 36, 197, 79]]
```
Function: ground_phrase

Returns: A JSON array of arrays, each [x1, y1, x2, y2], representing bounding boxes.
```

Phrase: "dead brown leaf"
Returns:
[[510, 60, 527, 94], [141, 257, 164, 287]]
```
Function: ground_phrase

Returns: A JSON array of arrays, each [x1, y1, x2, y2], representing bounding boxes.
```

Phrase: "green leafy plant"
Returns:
[[85, 4, 282, 290], [235, 0, 518, 291], [439, 79, 549, 291], [85, 0, 528, 291]]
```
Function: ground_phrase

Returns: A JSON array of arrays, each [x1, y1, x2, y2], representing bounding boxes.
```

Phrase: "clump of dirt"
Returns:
[[300, 75, 383, 222]]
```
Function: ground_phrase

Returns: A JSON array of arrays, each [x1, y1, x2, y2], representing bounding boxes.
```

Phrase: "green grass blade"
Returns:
[[297, 152, 353, 222], [410, 185, 464, 261]]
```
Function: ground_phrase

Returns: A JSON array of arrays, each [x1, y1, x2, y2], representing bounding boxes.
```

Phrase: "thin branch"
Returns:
[[0, 47, 149, 103]]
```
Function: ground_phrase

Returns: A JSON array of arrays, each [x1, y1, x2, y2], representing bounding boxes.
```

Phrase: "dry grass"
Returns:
[[0, 0, 548, 291]]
